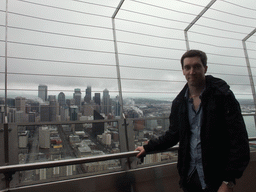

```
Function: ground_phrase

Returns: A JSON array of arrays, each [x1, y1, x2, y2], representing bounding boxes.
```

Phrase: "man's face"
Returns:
[[182, 56, 207, 87]]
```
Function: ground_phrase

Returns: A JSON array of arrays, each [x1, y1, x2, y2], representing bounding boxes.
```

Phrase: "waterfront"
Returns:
[[244, 116, 256, 137]]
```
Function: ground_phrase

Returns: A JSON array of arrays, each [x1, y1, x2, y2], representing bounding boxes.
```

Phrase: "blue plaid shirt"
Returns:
[[185, 89, 206, 189]]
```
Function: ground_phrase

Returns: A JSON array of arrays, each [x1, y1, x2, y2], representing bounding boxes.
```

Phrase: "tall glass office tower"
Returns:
[[38, 85, 48, 102]]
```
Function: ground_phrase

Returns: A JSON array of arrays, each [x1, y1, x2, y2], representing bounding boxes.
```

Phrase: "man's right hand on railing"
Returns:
[[135, 146, 146, 158]]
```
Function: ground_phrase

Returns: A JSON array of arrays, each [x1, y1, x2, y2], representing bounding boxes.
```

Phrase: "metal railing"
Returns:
[[0, 113, 255, 188], [1, 137, 256, 175], [0, 151, 139, 174]]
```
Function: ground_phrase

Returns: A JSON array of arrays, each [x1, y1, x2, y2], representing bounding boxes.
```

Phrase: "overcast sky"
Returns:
[[0, 0, 256, 100]]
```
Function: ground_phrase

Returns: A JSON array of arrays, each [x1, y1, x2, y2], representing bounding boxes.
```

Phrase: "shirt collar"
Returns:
[[184, 87, 205, 99]]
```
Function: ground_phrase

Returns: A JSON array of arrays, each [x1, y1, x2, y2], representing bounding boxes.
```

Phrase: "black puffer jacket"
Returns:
[[144, 75, 250, 189]]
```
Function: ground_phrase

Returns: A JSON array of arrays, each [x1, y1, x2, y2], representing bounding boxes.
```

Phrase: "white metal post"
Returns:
[[112, 0, 125, 119], [242, 28, 256, 123], [4, 0, 9, 167], [184, 0, 217, 50]]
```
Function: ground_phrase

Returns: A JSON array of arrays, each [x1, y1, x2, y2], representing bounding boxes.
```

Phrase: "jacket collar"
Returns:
[[175, 75, 230, 101]]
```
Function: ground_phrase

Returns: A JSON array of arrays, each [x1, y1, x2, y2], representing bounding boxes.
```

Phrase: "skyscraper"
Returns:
[[82, 102, 96, 116], [0, 105, 4, 123], [8, 108, 16, 123], [113, 95, 121, 117], [38, 85, 48, 101], [39, 126, 50, 149], [58, 92, 65, 106], [93, 93, 101, 113], [59, 106, 69, 121], [28, 112, 36, 122], [15, 97, 26, 112], [92, 110, 104, 137], [16, 111, 25, 123], [49, 96, 57, 122], [48, 95, 56, 102], [40, 103, 50, 122], [73, 88, 81, 110], [94, 93, 100, 105], [84, 86, 91, 103], [7, 98, 15, 108], [70, 105, 78, 121], [103, 89, 111, 116]]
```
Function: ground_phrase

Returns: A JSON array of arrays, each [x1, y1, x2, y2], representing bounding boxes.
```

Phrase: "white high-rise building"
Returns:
[[15, 97, 26, 112], [146, 119, 158, 130], [19, 131, 29, 148], [39, 168, 47, 180], [66, 165, 73, 176], [102, 133, 111, 146], [16, 111, 25, 123], [39, 126, 50, 148]]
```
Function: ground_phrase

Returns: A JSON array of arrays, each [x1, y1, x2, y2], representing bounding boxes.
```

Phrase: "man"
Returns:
[[135, 50, 250, 192]]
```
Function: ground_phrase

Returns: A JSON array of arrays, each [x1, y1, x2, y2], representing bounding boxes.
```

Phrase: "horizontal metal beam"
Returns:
[[12, 113, 255, 126], [242, 113, 256, 116], [249, 137, 256, 141], [1, 138, 256, 174], [13, 118, 119, 127], [0, 151, 139, 174]]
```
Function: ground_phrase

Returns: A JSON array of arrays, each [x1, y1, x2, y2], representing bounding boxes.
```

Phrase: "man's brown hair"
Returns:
[[180, 50, 207, 68]]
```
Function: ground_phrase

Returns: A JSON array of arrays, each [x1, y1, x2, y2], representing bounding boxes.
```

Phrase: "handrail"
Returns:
[[2, 113, 254, 127], [11, 116, 170, 127], [1, 137, 256, 174], [0, 151, 139, 174], [249, 137, 256, 141], [13, 118, 119, 126], [242, 113, 256, 116]]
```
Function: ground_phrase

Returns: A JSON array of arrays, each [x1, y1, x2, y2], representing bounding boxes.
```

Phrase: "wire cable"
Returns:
[[220, 0, 256, 12], [3, 40, 256, 61], [16, 0, 110, 19], [6, 11, 112, 30], [115, 19, 254, 43], [71, 0, 116, 10], [1, 2, 255, 89], [3, 10, 255, 45], [128, 0, 256, 29], [171, 0, 256, 20], [1, 23, 255, 53], [1, 55, 253, 71], [0, 71, 252, 84], [1, 71, 118, 80], [2, 88, 253, 98], [13, 0, 256, 36]]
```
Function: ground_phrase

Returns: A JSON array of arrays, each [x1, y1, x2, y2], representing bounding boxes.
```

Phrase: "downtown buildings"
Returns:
[[0, 85, 124, 183], [1, 85, 119, 124]]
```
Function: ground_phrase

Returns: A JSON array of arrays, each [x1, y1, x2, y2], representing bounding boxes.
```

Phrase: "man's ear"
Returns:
[[204, 66, 208, 74]]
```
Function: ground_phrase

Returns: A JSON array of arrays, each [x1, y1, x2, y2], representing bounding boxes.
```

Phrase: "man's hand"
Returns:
[[217, 182, 233, 192], [135, 146, 146, 158]]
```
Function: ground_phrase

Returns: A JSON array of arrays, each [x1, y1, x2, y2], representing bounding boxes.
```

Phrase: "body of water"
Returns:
[[243, 116, 256, 137]]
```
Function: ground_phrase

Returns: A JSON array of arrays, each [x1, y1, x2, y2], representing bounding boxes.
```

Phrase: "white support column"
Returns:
[[184, 0, 217, 50], [4, 0, 9, 167], [242, 28, 256, 122], [112, 0, 125, 118], [4, 0, 8, 122]]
